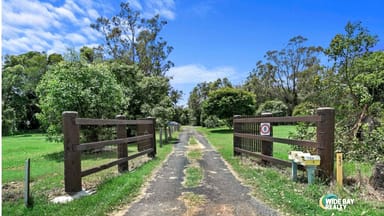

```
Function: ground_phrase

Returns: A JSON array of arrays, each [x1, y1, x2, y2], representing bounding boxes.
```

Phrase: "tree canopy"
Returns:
[[202, 88, 256, 127]]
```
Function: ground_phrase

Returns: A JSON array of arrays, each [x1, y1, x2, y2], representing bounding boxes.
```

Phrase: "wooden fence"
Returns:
[[63, 111, 156, 193], [233, 107, 335, 180]]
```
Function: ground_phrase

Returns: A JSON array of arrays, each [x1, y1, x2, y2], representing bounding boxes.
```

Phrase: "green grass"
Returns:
[[188, 136, 198, 145], [197, 126, 383, 216], [187, 150, 202, 160], [184, 135, 203, 188], [2, 131, 176, 216], [184, 166, 203, 188]]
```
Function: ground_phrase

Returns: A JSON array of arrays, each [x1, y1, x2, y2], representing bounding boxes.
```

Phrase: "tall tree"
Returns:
[[91, 2, 173, 76], [324, 21, 379, 137], [250, 36, 323, 115]]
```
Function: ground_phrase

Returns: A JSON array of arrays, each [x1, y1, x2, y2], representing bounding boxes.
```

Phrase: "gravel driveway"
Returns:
[[118, 127, 279, 216]]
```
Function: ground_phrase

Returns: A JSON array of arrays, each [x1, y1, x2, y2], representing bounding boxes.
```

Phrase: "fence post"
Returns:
[[164, 126, 168, 143], [233, 115, 241, 156], [316, 107, 335, 180], [116, 115, 128, 172], [261, 113, 273, 163], [159, 127, 163, 148], [147, 117, 156, 158], [63, 111, 82, 193]]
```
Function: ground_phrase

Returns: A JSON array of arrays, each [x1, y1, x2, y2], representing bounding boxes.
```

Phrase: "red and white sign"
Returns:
[[260, 123, 270, 136]]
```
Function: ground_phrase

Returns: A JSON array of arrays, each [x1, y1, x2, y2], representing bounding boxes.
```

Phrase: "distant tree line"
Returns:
[[187, 21, 384, 162]]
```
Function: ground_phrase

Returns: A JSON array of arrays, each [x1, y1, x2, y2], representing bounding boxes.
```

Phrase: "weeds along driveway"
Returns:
[[117, 127, 279, 216]]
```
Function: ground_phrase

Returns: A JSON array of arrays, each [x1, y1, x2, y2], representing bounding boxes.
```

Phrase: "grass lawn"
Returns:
[[197, 126, 384, 216], [2, 130, 177, 216]]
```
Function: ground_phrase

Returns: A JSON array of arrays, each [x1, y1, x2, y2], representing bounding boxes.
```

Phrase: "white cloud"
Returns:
[[136, 0, 176, 20], [55, 7, 77, 23], [2, 0, 176, 56], [168, 64, 237, 85], [87, 9, 100, 20], [128, 0, 143, 10], [65, 33, 88, 44], [2, 0, 108, 55]]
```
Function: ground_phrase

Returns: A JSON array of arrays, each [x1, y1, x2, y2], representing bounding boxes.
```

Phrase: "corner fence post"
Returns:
[[261, 112, 273, 162], [63, 111, 82, 193], [316, 107, 335, 180], [116, 115, 128, 172]]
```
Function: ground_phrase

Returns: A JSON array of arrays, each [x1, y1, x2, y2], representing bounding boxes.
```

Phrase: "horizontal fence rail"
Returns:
[[233, 107, 335, 180], [63, 111, 156, 193], [233, 115, 321, 124], [76, 118, 154, 126]]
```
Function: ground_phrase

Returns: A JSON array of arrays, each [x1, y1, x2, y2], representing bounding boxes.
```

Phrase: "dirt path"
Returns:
[[117, 127, 279, 216]]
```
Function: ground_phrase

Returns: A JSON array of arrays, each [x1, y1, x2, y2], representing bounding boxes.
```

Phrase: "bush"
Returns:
[[203, 88, 256, 127], [36, 62, 124, 141], [203, 115, 224, 128]]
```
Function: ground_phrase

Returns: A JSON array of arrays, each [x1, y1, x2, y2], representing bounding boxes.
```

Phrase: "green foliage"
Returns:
[[2, 51, 49, 132], [203, 88, 256, 127], [256, 100, 288, 116], [150, 97, 175, 127], [109, 62, 144, 118], [188, 78, 233, 126], [336, 125, 384, 162], [249, 36, 323, 115], [36, 61, 124, 141], [1, 105, 17, 135], [203, 115, 224, 128], [320, 22, 383, 161], [292, 102, 317, 116]]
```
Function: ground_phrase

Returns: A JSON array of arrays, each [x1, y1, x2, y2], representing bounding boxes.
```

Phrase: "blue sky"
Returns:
[[2, 0, 384, 105]]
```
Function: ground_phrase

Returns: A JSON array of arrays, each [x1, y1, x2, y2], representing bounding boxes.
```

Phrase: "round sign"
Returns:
[[260, 123, 270, 136]]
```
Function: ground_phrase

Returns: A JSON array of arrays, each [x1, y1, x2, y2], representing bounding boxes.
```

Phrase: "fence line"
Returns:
[[63, 111, 156, 193], [233, 107, 335, 180]]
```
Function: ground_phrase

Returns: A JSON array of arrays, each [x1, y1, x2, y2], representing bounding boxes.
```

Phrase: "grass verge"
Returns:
[[2, 131, 177, 216], [197, 126, 384, 216], [183, 135, 203, 188]]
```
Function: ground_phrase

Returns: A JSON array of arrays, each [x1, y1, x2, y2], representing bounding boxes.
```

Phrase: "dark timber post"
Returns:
[[116, 115, 128, 172], [261, 112, 273, 163], [164, 126, 168, 143], [316, 107, 335, 180], [63, 111, 82, 193], [233, 115, 241, 156], [159, 127, 163, 148], [147, 117, 156, 158]]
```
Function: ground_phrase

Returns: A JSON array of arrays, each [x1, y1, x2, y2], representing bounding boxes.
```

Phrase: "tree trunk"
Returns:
[[369, 163, 384, 191], [351, 104, 368, 138]]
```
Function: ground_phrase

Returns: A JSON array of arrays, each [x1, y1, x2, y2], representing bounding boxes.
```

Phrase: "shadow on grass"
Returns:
[[160, 137, 179, 146], [210, 128, 233, 134]]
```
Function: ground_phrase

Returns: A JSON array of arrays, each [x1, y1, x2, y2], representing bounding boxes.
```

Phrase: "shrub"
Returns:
[[37, 62, 124, 141]]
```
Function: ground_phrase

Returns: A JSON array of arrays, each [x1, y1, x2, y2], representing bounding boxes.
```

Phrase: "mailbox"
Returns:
[[288, 151, 321, 184]]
